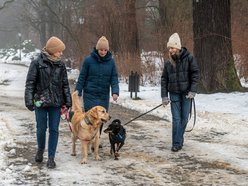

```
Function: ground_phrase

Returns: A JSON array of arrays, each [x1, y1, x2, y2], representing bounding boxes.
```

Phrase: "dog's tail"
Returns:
[[72, 91, 82, 112]]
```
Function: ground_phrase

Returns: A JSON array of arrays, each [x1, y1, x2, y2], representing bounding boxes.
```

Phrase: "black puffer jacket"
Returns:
[[25, 53, 72, 108], [161, 47, 199, 97]]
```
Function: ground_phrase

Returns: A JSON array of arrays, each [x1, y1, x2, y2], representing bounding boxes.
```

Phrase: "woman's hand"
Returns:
[[112, 94, 118, 101]]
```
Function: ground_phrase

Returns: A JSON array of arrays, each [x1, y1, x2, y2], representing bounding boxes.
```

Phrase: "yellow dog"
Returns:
[[70, 91, 111, 164]]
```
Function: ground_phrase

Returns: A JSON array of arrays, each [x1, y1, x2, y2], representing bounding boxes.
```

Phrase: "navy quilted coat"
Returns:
[[75, 48, 119, 111]]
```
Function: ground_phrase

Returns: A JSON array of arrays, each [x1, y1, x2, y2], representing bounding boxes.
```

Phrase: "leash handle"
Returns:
[[61, 106, 70, 121], [123, 104, 163, 126]]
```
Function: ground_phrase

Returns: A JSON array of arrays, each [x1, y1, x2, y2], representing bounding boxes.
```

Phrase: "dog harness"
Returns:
[[112, 128, 126, 143]]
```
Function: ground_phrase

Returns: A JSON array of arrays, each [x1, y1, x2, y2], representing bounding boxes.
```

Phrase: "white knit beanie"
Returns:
[[167, 33, 181, 50], [96, 36, 109, 51]]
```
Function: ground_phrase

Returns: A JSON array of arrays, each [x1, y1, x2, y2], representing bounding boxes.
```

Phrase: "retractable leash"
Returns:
[[60, 105, 69, 120], [123, 104, 164, 126], [60, 106, 72, 132]]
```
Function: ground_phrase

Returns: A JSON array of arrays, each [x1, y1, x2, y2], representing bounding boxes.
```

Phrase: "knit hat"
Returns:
[[96, 36, 109, 51], [45, 36, 65, 54], [167, 33, 181, 50]]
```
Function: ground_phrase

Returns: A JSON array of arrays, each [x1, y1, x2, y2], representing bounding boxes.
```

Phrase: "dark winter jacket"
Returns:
[[25, 53, 72, 108], [75, 48, 119, 111], [161, 47, 199, 98]]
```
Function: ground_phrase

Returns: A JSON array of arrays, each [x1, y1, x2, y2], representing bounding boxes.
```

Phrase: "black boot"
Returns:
[[171, 146, 182, 152], [47, 158, 56, 169], [35, 149, 44, 163]]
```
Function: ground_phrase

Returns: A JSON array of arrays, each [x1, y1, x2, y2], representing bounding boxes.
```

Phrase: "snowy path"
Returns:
[[0, 95, 247, 186]]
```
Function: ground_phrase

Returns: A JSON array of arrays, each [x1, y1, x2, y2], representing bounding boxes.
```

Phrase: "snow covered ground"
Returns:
[[0, 61, 248, 185]]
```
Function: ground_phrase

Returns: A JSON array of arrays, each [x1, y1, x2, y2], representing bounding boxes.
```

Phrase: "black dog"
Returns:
[[104, 119, 126, 160]]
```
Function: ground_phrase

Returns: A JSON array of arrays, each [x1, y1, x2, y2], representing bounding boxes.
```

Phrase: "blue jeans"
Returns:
[[35, 106, 61, 158], [170, 92, 192, 147]]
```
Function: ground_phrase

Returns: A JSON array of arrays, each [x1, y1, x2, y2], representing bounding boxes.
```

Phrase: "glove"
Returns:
[[26, 105, 34, 111], [162, 97, 170, 106], [186, 92, 196, 99]]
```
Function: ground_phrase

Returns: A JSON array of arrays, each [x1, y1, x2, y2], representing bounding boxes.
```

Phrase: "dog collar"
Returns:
[[84, 115, 93, 125]]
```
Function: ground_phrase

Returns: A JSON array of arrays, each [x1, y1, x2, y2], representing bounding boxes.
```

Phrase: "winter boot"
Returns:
[[47, 158, 56, 169], [171, 146, 182, 152], [35, 149, 44, 163]]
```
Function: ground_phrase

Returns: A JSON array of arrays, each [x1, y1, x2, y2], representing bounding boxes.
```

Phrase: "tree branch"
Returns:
[[0, 0, 15, 10]]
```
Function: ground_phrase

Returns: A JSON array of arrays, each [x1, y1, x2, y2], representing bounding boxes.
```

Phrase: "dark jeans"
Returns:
[[170, 92, 192, 147], [35, 106, 61, 158]]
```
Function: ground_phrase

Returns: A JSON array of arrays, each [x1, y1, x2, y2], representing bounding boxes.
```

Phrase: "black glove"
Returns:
[[26, 105, 34, 111]]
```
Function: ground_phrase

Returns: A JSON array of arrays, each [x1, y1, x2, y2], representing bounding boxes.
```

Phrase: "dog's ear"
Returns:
[[88, 107, 99, 119]]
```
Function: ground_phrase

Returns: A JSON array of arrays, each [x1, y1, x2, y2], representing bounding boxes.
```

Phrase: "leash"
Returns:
[[121, 99, 196, 130], [185, 98, 196, 132], [123, 104, 163, 126], [60, 105, 72, 132]]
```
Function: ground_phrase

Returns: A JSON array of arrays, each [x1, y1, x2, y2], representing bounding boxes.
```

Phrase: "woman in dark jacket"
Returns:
[[25, 36, 72, 168], [75, 36, 119, 134], [161, 33, 199, 152]]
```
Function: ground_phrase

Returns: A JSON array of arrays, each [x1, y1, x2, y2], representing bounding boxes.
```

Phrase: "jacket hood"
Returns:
[[180, 47, 190, 60], [91, 47, 112, 62]]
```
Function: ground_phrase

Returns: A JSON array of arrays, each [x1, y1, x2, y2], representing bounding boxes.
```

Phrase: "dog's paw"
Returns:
[[81, 159, 87, 164], [114, 157, 119, 160], [115, 152, 120, 157], [95, 155, 101, 161], [71, 153, 76, 156]]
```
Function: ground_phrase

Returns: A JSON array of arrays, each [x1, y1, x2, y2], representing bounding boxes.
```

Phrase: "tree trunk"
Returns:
[[193, 0, 242, 93], [39, 0, 48, 46], [123, 0, 140, 55]]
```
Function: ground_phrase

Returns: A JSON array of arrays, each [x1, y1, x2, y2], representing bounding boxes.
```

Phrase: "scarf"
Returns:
[[42, 48, 61, 62]]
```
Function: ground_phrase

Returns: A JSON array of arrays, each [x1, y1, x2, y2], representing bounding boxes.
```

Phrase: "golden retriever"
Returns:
[[70, 91, 111, 164]]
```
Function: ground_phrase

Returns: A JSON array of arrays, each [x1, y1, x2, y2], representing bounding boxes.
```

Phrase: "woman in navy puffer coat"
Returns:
[[75, 36, 119, 113]]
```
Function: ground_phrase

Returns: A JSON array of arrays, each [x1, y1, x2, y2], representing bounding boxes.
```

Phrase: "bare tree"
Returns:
[[89, 0, 140, 76], [20, 0, 86, 65], [0, 0, 14, 10], [193, 0, 242, 93]]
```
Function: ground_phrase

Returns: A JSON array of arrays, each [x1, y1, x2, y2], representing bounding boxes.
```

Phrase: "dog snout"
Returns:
[[104, 128, 111, 133]]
